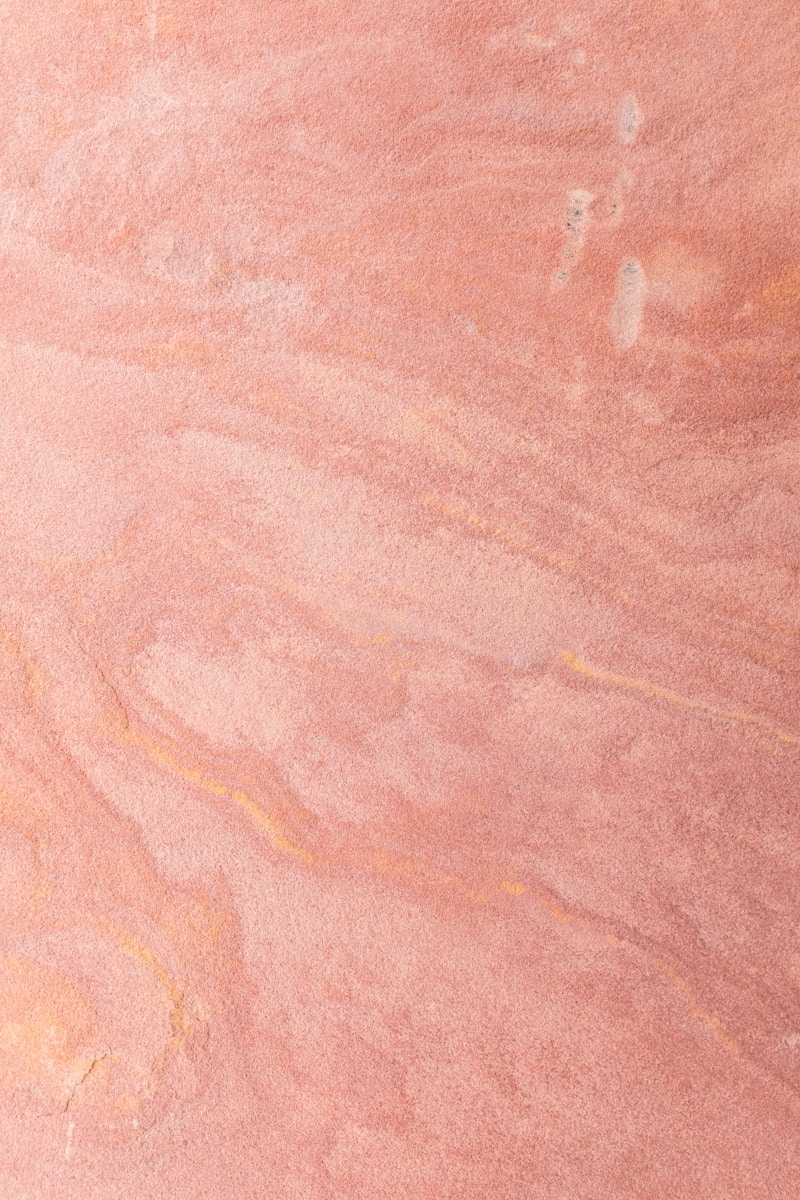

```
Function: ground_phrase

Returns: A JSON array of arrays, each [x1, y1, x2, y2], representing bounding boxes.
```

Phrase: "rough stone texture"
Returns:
[[0, 2, 798, 1196]]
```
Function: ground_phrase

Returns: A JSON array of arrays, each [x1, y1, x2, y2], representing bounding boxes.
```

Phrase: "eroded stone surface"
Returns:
[[0, 2, 798, 1196]]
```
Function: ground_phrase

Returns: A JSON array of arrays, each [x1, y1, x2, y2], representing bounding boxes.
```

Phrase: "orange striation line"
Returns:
[[560, 651, 799, 747]]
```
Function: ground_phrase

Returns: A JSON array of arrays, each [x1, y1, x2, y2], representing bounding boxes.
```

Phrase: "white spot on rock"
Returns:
[[610, 258, 646, 349], [607, 168, 633, 228], [618, 93, 641, 145], [552, 188, 594, 288]]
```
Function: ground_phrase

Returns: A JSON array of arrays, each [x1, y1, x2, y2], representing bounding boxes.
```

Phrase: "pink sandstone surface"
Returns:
[[0, 1, 798, 1196]]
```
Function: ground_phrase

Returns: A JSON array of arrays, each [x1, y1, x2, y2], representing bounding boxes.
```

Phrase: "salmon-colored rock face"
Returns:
[[0, 1, 798, 1196]]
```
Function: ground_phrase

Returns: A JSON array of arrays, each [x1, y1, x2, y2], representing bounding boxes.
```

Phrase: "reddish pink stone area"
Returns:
[[0, 2, 798, 1196]]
